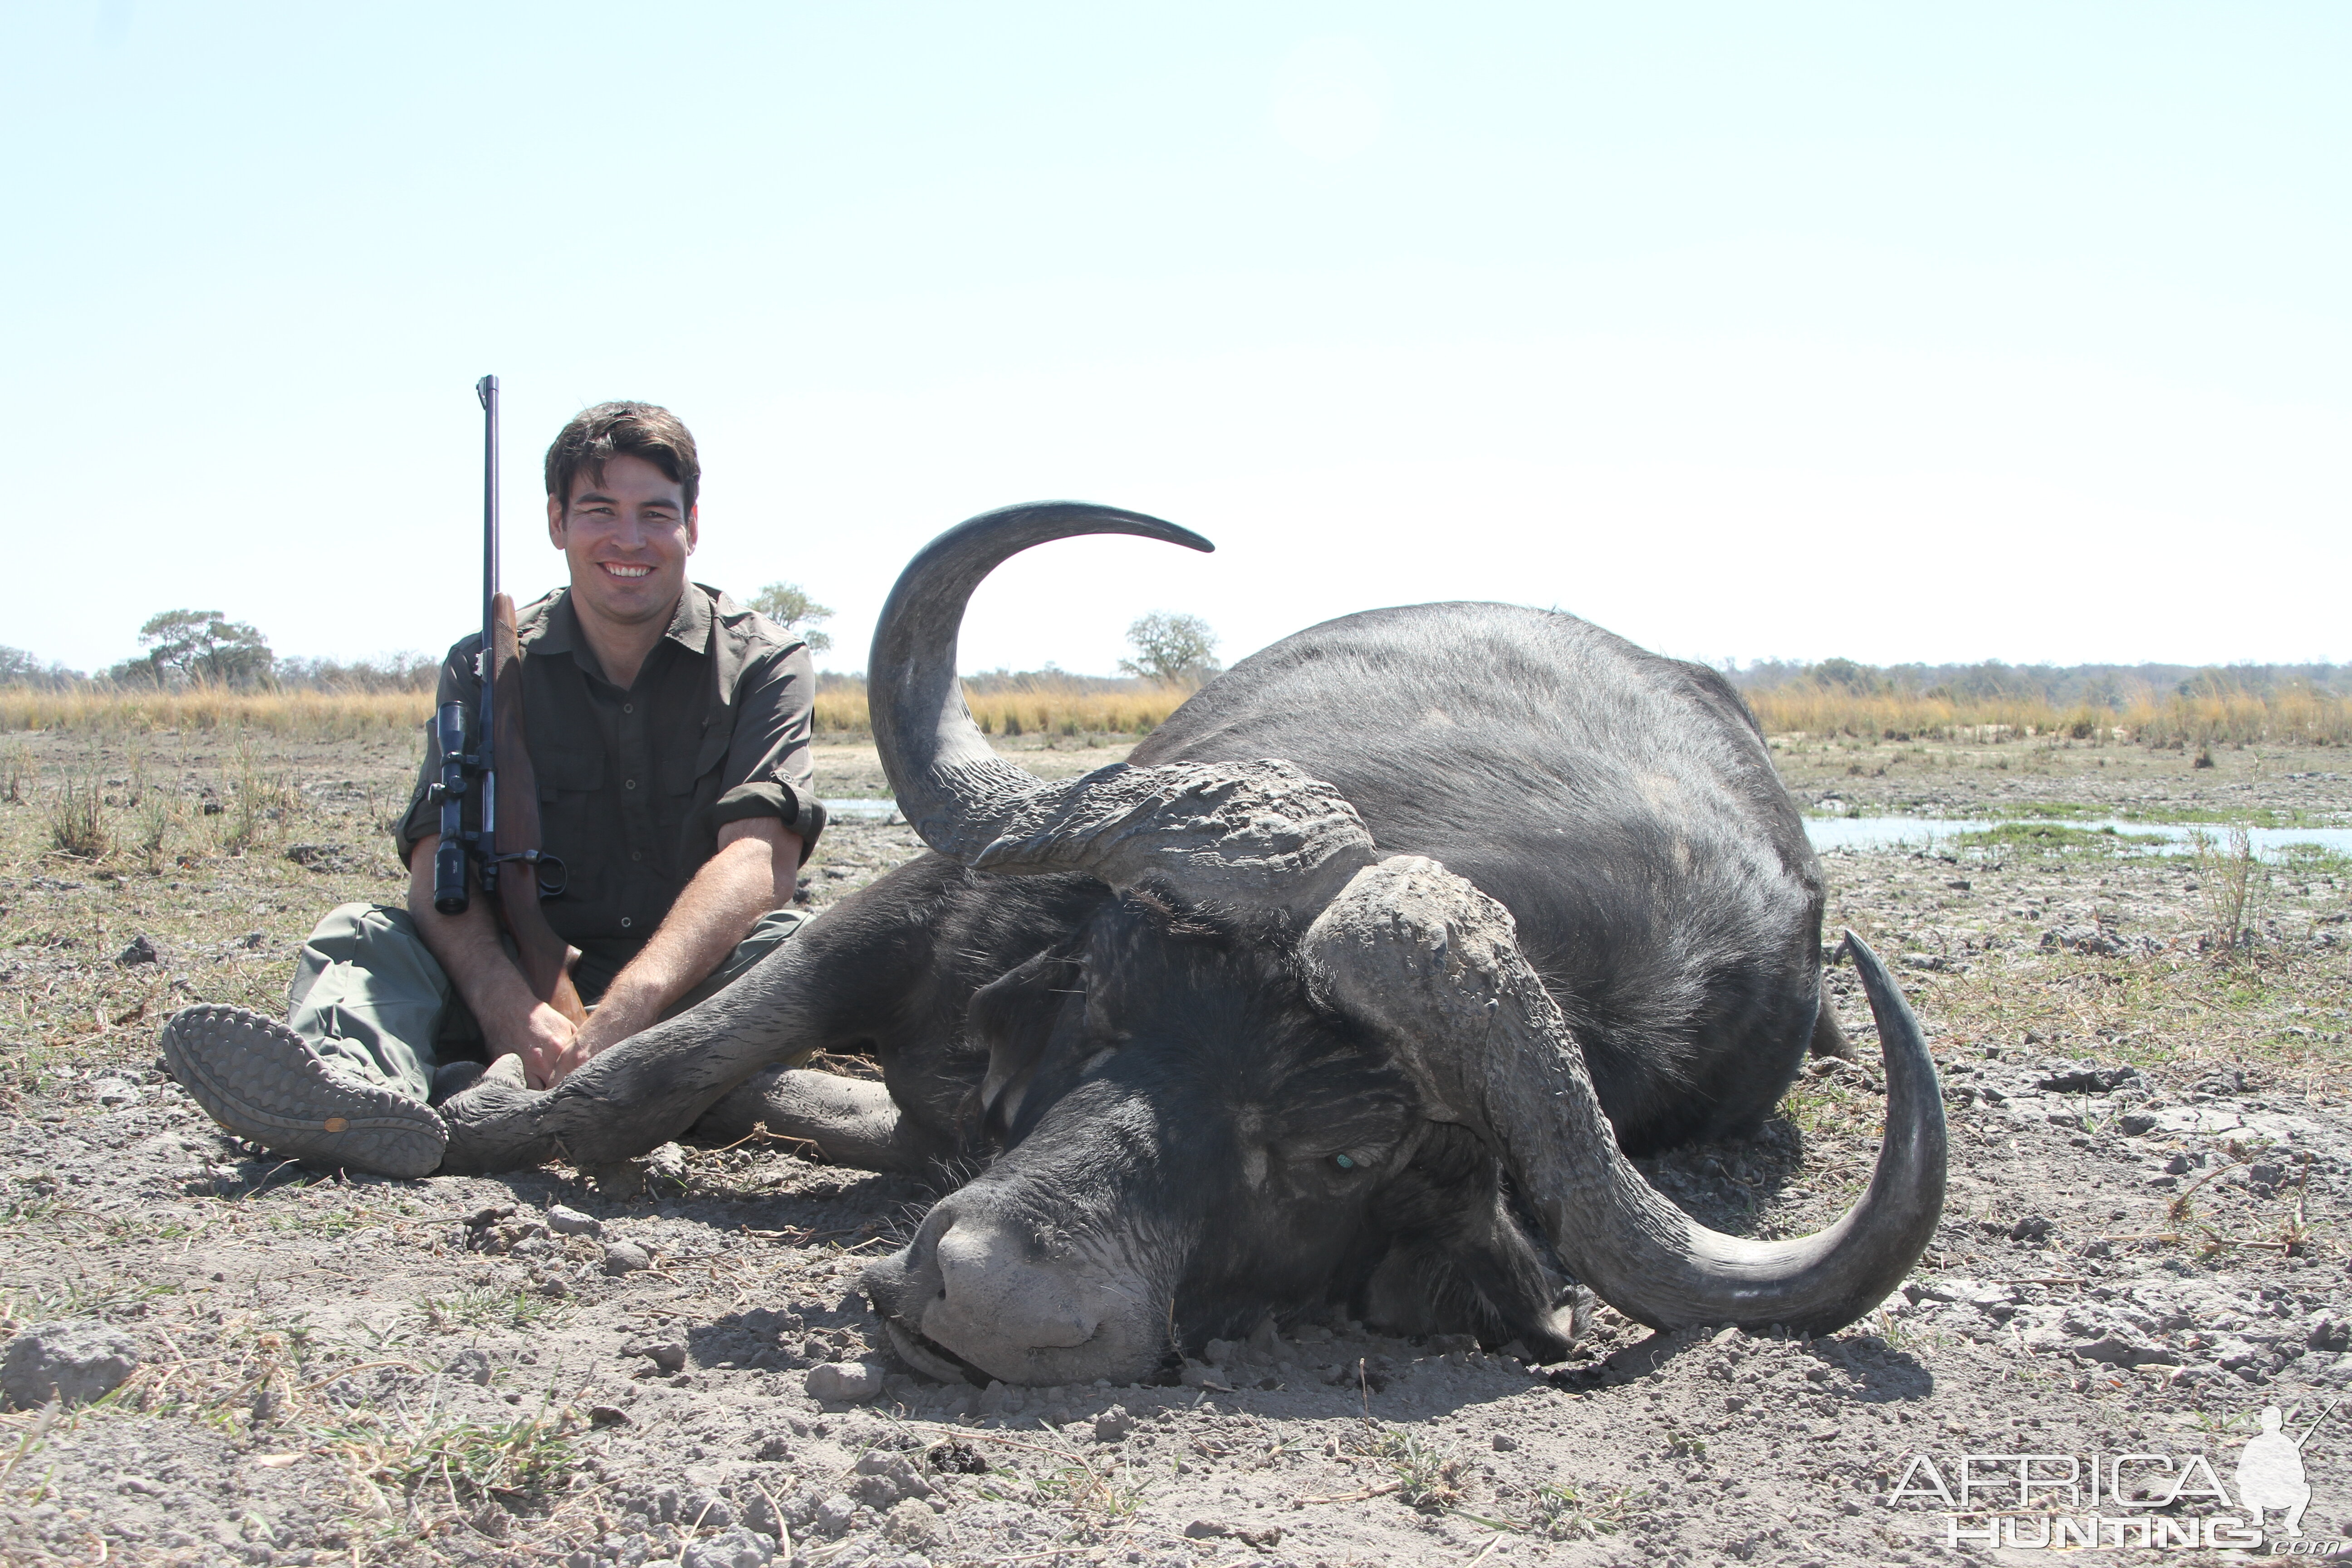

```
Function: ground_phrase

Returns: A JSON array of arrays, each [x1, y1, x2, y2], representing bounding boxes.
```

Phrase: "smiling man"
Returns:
[[157, 402, 825, 1176]]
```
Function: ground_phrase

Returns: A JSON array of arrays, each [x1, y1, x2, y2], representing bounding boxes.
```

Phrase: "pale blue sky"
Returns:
[[5, 3, 2347, 676]]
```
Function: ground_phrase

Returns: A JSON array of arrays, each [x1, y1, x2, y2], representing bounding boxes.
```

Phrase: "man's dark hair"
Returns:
[[544, 402, 701, 514]]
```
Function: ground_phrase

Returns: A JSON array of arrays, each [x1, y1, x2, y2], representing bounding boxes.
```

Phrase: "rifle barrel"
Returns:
[[475, 374, 500, 891]]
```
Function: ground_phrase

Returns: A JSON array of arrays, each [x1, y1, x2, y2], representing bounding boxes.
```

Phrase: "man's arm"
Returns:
[[546, 816, 802, 1083], [406, 836, 579, 1087]]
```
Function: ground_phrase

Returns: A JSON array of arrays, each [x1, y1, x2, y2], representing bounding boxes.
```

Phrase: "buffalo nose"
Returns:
[[922, 1215, 1102, 1353]]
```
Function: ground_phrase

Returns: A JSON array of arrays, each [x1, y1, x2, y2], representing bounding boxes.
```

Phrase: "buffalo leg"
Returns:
[[439, 913, 864, 1174], [691, 1068, 949, 1175], [1809, 1000, 1855, 1059]]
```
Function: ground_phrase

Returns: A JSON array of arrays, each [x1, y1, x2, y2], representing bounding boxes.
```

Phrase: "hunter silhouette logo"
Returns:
[[2236, 1400, 2336, 1539], [1886, 1398, 2342, 1551]]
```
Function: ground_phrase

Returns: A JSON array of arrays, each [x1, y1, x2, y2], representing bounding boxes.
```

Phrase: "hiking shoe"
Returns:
[[158, 1004, 448, 1178]]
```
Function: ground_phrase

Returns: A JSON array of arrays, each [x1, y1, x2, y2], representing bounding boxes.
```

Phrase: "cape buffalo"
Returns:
[[442, 503, 1947, 1388]]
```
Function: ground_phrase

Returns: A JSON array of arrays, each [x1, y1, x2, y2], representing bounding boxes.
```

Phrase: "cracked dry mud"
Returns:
[[1, 732, 2349, 1566]]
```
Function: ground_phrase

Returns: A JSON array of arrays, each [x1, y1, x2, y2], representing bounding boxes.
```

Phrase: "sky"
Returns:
[[4, 3, 2347, 678]]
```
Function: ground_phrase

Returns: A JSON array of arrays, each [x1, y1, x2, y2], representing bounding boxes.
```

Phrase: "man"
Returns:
[[158, 401, 824, 1177]]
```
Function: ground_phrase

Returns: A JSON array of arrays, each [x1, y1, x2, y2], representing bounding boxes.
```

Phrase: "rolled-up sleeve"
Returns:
[[701, 641, 825, 862]]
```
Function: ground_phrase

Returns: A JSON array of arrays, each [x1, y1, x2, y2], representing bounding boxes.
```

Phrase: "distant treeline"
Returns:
[[1729, 657, 2352, 706], [9, 644, 2345, 748], [1731, 659, 2349, 748], [0, 642, 437, 694]]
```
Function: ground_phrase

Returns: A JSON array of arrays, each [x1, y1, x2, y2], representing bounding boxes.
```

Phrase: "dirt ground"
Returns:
[[1, 727, 2349, 1567]]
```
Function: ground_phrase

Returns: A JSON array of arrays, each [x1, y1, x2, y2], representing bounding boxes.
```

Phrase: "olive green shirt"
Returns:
[[397, 583, 824, 997]]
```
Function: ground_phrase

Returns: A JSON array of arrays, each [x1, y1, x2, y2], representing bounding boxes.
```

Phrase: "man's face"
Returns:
[[547, 454, 698, 629]]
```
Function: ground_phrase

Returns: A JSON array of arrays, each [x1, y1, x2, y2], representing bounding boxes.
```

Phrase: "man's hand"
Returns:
[[542, 817, 800, 1085], [407, 832, 578, 1089], [491, 999, 579, 1089]]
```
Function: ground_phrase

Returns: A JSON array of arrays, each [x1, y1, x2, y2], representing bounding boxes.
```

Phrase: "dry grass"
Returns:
[[4, 678, 1193, 742], [1744, 683, 2350, 749], [0, 686, 431, 739], [814, 676, 1191, 738]]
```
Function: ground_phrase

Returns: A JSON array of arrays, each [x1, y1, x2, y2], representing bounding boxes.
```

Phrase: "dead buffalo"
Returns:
[[442, 502, 1946, 1387]]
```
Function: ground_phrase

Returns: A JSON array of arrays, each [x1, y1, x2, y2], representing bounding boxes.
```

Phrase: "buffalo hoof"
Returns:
[[435, 1078, 558, 1175]]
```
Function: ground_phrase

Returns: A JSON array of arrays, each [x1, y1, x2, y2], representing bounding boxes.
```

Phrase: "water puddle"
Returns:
[[824, 798, 904, 823], [1805, 816, 2352, 859]]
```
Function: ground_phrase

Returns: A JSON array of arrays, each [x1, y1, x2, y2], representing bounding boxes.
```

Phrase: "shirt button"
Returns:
[[622, 703, 633, 714], [624, 778, 637, 790], [620, 916, 632, 929], [632, 849, 643, 862]]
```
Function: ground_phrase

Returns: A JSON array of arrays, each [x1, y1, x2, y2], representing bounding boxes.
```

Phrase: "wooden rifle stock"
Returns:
[[488, 593, 588, 1026]]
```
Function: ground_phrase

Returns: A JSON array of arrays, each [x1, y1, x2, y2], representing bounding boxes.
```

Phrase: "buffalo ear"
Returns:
[[1357, 1123, 1578, 1359], [967, 950, 1080, 1140]]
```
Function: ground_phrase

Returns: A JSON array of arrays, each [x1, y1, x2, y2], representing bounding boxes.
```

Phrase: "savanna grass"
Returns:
[[813, 676, 1191, 738], [1, 685, 431, 739], [9, 679, 1195, 742], [1745, 684, 2349, 749]]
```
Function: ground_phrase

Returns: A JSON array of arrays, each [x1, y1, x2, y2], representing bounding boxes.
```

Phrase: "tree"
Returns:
[[748, 582, 835, 654], [1118, 612, 1220, 686], [135, 609, 274, 687], [1807, 657, 1877, 694], [0, 647, 84, 689]]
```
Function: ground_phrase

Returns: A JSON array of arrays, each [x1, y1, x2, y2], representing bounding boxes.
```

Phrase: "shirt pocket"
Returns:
[[536, 746, 604, 799], [534, 746, 605, 903]]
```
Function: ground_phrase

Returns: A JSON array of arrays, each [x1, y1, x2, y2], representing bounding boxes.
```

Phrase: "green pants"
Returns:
[[286, 902, 813, 1102]]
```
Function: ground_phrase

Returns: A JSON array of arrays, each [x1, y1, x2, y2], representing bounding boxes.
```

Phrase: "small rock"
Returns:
[[805, 1361, 883, 1403], [2072, 1334, 2161, 1368], [603, 1241, 653, 1275], [113, 934, 162, 967], [647, 1142, 688, 1181], [446, 1348, 494, 1385], [626, 1340, 687, 1375], [3, 1321, 140, 1408], [1183, 1520, 1282, 1548], [1094, 1404, 1135, 1442], [2009, 1215, 2053, 1243], [2039, 1064, 2139, 1094], [850, 1450, 931, 1507], [814, 1494, 859, 1537], [587, 1161, 648, 1200], [2120, 1112, 2159, 1136], [88, 1076, 140, 1106], [588, 1404, 629, 1428], [546, 1204, 602, 1237], [1493, 1432, 1519, 1450], [1201, 1337, 1241, 1367], [681, 1524, 777, 1568], [882, 1497, 941, 1548]]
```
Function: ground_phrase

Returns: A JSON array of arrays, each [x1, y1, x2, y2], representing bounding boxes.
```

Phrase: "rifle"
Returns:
[[428, 376, 588, 1032]]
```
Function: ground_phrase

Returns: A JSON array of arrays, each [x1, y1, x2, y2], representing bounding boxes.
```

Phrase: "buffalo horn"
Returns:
[[1305, 856, 1946, 1338], [870, 503, 1380, 906]]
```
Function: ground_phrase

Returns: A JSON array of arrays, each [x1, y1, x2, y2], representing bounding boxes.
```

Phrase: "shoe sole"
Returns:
[[159, 1004, 448, 1178]]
